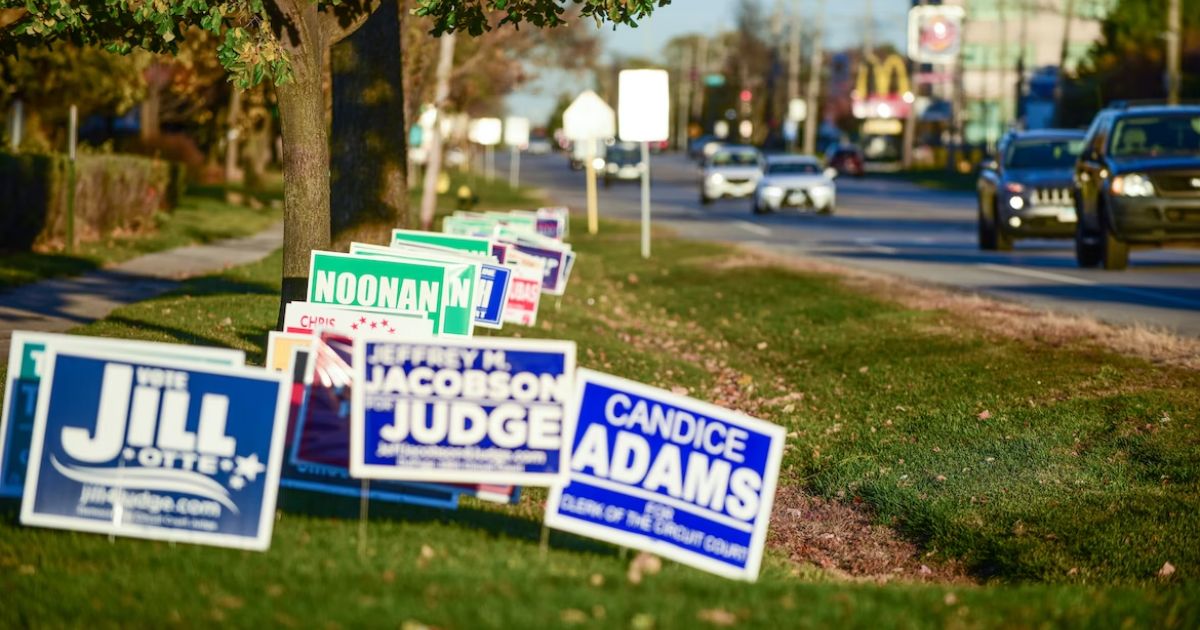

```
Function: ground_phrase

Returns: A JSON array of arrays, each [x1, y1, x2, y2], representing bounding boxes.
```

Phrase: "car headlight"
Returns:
[[708, 173, 725, 184], [1009, 196, 1025, 210], [592, 158, 606, 170], [1111, 173, 1155, 197], [762, 185, 784, 198]]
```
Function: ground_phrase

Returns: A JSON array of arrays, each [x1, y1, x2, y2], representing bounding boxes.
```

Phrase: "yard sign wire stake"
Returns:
[[540, 523, 550, 556], [358, 479, 371, 558]]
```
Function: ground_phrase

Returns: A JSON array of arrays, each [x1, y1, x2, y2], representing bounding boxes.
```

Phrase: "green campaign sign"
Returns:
[[443, 216, 496, 237], [392, 229, 491, 256], [307, 251, 475, 336]]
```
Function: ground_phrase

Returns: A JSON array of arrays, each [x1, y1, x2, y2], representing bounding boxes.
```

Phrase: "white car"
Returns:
[[752, 155, 837, 214], [700, 145, 763, 204]]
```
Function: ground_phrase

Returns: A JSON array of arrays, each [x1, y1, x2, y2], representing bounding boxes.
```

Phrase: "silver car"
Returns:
[[752, 155, 837, 214], [700, 145, 763, 204]]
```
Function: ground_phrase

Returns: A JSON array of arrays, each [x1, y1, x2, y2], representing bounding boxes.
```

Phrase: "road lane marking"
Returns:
[[733, 220, 772, 237], [980, 263, 1200, 309], [852, 237, 899, 254], [979, 263, 1095, 286]]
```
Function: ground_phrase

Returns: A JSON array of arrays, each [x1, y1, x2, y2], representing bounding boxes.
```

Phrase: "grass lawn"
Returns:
[[1, 207, 1197, 626], [0, 184, 282, 292]]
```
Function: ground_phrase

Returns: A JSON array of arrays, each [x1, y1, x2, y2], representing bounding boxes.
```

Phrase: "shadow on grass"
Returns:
[[278, 487, 616, 556], [0, 252, 100, 294]]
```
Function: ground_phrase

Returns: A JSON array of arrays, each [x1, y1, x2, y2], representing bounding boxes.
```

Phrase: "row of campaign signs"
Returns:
[[0, 207, 786, 582]]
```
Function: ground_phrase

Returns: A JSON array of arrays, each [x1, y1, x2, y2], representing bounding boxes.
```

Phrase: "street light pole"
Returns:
[[802, 0, 824, 155]]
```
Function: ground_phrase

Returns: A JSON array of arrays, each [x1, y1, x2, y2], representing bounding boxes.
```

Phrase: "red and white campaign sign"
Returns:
[[283, 302, 433, 337], [502, 268, 543, 327]]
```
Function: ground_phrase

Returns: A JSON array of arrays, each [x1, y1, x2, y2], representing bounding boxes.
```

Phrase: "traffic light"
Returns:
[[739, 89, 752, 103]]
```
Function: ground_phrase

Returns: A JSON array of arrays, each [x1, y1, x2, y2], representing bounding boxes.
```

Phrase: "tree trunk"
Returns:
[[419, 33, 457, 230], [140, 82, 162, 143], [224, 88, 244, 184], [330, 0, 409, 247], [275, 31, 331, 322]]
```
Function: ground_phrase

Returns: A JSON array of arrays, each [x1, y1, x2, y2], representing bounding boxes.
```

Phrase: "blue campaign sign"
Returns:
[[0, 332, 245, 498], [350, 336, 577, 486], [20, 348, 288, 550], [281, 335, 464, 510], [544, 369, 785, 581], [475, 264, 511, 329]]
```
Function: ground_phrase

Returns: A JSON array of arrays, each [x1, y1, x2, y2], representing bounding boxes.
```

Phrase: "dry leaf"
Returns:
[[560, 609, 589, 624], [697, 608, 738, 626], [756, 342, 768, 350], [977, 410, 992, 420], [1159, 561, 1176, 578], [671, 386, 689, 396], [943, 592, 958, 606], [589, 573, 604, 587]]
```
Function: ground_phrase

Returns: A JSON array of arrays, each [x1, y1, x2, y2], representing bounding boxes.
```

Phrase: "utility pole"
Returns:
[[788, 10, 803, 151], [1167, 0, 1181, 104], [677, 43, 693, 151], [692, 37, 708, 124], [419, 33, 457, 230], [902, 0, 925, 169], [802, 0, 824, 155], [1017, 0, 1028, 126], [1053, 0, 1076, 126]]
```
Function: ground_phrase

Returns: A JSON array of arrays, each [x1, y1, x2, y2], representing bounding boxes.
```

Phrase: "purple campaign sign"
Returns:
[[512, 243, 566, 296]]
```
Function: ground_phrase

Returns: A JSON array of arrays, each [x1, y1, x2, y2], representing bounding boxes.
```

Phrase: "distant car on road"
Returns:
[[977, 129, 1086, 251], [823, 144, 865, 177], [604, 142, 643, 186], [753, 155, 837, 214], [688, 135, 717, 160], [1074, 103, 1200, 270], [527, 137, 553, 154], [700, 145, 763, 204]]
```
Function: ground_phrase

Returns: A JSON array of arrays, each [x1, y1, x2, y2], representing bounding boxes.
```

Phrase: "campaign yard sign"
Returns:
[[0, 332, 245, 498], [349, 242, 509, 330], [307, 251, 474, 337], [283, 301, 433, 338], [20, 347, 289, 550], [350, 336, 577, 485], [282, 334, 464, 510], [509, 241, 568, 296], [544, 369, 785, 581], [391, 229, 492, 257], [502, 267, 543, 327]]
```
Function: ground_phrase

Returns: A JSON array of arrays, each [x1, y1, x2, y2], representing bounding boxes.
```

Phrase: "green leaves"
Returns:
[[412, 0, 672, 36]]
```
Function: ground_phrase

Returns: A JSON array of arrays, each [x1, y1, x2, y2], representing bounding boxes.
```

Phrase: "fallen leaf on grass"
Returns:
[[631, 613, 656, 630], [943, 592, 958, 606], [627, 551, 663, 584], [589, 573, 605, 587], [977, 410, 992, 420], [697, 608, 738, 626], [671, 386, 689, 396], [1159, 561, 1176, 578], [560, 609, 589, 624], [756, 342, 768, 350]]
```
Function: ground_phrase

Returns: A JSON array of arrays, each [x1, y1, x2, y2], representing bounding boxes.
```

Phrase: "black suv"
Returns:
[[1074, 104, 1200, 269], [977, 129, 1085, 250]]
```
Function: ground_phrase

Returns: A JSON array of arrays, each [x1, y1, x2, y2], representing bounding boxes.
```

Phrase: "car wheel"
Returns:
[[818, 203, 834, 215], [978, 201, 999, 250], [1074, 223, 1102, 268], [700, 192, 711, 205], [604, 176, 611, 188], [1100, 214, 1129, 271]]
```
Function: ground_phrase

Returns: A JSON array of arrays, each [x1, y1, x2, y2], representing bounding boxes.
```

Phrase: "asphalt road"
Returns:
[[504, 151, 1200, 337]]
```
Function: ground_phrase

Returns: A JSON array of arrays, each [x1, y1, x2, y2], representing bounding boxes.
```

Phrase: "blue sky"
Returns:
[[506, 0, 910, 124]]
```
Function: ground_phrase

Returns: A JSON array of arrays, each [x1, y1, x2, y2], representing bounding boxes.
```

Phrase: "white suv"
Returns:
[[701, 145, 763, 204]]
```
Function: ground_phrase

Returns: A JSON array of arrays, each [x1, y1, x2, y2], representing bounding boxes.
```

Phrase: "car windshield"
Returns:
[[1004, 139, 1084, 169], [607, 147, 639, 163], [712, 150, 759, 166], [1110, 114, 1200, 157], [767, 162, 820, 174]]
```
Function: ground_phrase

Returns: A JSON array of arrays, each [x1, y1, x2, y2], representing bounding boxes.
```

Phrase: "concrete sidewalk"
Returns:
[[0, 223, 282, 357]]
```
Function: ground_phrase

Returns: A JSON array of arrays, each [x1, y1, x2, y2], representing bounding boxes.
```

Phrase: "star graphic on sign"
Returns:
[[229, 476, 245, 490], [359, 316, 368, 324], [370, 321, 378, 329], [351, 323, 359, 330], [381, 319, 389, 327], [233, 453, 266, 483], [388, 328, 396, 334], [220, 459, 234, 472]]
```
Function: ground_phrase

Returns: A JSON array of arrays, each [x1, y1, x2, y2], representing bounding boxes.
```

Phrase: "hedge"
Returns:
[[0, 152, 185, 251]]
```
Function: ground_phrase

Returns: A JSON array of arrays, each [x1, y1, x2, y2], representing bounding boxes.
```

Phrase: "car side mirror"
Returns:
[[980, 158, 998, 172], [824, 167, 838, 179]]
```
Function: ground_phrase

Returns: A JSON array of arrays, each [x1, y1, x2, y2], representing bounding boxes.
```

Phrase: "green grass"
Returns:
[[0, 185, 282, 292], [2, 212, 1198, 626]]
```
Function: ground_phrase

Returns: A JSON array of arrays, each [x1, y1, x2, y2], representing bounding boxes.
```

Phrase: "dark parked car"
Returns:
[[604, 142, 643, 186], [823, 144, 865, 177], [1074, 103, 1200, 269], [977, 129, 1086, 250]]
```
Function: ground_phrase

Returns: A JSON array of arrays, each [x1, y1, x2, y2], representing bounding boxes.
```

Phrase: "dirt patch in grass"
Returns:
[[769, 484, 971, 583], [702, 247, 1200, 371]]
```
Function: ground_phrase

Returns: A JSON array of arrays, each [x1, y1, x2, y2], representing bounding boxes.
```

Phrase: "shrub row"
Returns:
[[0, 152, 185, 251]]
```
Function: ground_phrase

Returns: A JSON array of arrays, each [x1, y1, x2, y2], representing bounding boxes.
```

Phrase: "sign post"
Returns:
[[469, 117, 502, 180], [618, 69, 670, 259], [504, 116, 530, 188], [563, 91, 615, 235]]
